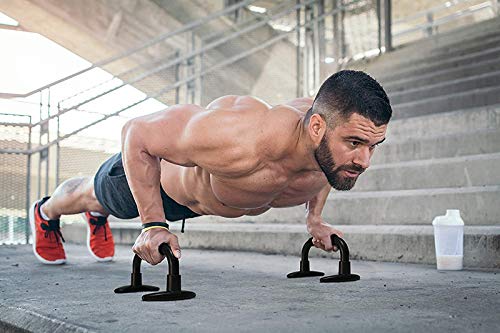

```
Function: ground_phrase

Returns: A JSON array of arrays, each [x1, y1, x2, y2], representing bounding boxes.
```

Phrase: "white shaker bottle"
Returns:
[[432, 209, 464, 270]]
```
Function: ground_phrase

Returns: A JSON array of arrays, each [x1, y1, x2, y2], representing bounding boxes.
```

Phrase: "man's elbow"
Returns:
[[121, 119, 144, 152]]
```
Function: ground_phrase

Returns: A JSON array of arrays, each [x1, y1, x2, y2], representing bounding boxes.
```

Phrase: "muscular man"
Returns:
[[29, 70, 391, 265]]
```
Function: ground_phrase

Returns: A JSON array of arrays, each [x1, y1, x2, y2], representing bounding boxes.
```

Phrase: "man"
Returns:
[[29, 70, 391, 265]]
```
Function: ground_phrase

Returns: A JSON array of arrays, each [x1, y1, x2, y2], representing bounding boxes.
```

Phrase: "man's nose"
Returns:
[[353, 147, 370, 170]]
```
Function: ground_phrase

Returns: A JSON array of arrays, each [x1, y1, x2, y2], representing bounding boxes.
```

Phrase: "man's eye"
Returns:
[[350, 141, 360, 147]]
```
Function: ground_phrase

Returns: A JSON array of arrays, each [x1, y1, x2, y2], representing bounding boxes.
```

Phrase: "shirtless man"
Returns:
[[29, 70, 391, 265]]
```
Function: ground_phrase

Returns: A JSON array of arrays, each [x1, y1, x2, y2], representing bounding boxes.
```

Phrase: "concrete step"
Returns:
[[356, 153, 500, 191], [384, 56, 500, 93], [97, 186, 500, 226], [389, 70, 500, 105], [363, 17, 500, 72], [384, 104, 500, 142], [374, 34, 500, 82], [392, 85, 500, 119], [185, 186, 500, 226], [322, 186, 500, 226], [378, 45, 500, 93], [62, 222, 500, 268], [372, 32, 500, 77], [373, 129, 500, 164]]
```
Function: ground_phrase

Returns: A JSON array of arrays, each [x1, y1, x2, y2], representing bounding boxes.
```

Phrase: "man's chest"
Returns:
[[210, 168, 327, 209]]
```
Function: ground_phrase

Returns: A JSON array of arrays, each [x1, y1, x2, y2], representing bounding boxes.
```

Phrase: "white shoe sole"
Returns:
[[81, 213, 114, 262], [29, 200, 66, 265]]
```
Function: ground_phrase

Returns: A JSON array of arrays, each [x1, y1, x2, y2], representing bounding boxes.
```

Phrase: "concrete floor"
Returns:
[[0, 244, 499, 333]]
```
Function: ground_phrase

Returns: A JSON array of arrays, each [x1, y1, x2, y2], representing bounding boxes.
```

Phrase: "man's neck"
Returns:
[[288, 116, 322, 174]]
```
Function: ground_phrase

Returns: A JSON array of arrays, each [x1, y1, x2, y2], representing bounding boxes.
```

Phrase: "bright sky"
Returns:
[[0, 13, 166, 150]]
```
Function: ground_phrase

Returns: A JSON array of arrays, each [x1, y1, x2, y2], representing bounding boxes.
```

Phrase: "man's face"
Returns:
[[314, 113, 387, 190]]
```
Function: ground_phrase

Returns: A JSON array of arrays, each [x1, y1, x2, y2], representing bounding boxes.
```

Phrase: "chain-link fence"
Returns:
[[0, 114, 31, 244]]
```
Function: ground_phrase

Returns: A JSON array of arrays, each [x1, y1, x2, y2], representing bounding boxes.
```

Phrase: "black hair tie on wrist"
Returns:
[[142, 222, 170, 229]]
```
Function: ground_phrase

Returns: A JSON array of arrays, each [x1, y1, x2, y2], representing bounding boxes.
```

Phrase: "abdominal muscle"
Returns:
[[159, 160, 326, 218], [159, 161, 267, 218]]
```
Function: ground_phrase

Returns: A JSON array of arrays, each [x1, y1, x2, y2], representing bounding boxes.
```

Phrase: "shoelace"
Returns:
[[89, 216, 108, 241], [41, 220, 65, 244]]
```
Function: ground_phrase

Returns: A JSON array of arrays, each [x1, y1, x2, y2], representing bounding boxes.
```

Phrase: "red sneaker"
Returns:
[[81, 212, 114, 262], [29, 197, 66, 264]]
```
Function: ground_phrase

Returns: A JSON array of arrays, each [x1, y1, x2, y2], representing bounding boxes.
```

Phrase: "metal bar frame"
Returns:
[[384, 0, 392, 52], [0, 0, 259, 99], [27, 0, 318, 129]]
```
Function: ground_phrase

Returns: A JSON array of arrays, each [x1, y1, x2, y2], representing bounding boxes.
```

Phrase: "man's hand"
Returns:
[[306, 216, 344, 252], [132, 228, 181, 265]]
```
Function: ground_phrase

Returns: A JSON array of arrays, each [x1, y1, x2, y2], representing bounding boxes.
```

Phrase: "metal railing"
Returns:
[[393, 0, 499, 43]]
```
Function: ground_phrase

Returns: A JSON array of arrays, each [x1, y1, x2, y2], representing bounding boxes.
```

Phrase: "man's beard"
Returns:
[[314, 135, 365, 191]]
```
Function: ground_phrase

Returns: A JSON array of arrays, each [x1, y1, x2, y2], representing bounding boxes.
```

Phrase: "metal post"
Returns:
[[190, 31, 196, 104], [332, 0, 340, 71], [175, 50, 180, 104], [199, 40, 204, 105], [376, 0, 382, 51], [296, 0, 302, 97], [303, 2, 312, 96], [37, 93, 42, 199], [340, 0, 346, 59], [56, 103, 60, 186], [45, 89, 50, 196], [384, 0, 392, 52], [492, 0, 499, 16], [186, 31, 196, 104], [315, 0, 325, 86], [425, 12, 434, 37], [25, 117, 32, 244]]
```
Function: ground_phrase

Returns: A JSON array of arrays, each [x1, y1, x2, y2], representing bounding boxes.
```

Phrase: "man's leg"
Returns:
[[30, 176, 115, 264], [41, 176, 106, 220]]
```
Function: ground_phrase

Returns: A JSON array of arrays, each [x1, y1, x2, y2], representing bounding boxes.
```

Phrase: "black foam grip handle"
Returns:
[[331, 234, 350, 262], [158, 243, 180, 276], [301, 237, 314, 261]]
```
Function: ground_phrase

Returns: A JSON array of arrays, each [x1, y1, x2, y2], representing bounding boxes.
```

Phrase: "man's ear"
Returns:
[[308, 113, 327, 144]]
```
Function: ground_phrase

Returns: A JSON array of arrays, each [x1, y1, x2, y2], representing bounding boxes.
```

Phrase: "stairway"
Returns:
[[63, 17, 500, 268]]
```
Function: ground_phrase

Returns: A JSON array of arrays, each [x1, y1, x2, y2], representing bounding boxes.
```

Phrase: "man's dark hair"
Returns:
[[305, 70, 392, 128]]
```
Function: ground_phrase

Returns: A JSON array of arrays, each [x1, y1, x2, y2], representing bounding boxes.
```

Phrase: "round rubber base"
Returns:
[[142, 290, 196, 302], [114, 285, 160, 293], [320, 274, 360, 283], [287, 270, 325, 278]]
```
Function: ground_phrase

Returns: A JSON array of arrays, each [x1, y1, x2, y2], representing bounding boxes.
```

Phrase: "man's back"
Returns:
[[153, 95, 327, 217]]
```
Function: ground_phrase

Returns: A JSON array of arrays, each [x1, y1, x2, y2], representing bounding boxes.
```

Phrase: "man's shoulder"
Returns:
[[206, 95, 271, 111], [280, 97, 314, 113]]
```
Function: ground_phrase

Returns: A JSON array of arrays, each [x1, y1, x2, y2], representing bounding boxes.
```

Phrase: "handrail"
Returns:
[[57, 48, 180, 105], [393, 1, 493, 37], [29, 0, 318, 127], [1, 0, 258, 99], [393, 0, 472, 24]]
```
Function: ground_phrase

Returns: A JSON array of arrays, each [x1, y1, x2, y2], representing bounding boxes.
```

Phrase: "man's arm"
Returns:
[[121, 105, 198, 223], [305, 184, 344, 252], [121, 105, 204, 264], [121, 104, 249, 264], [305, 183, 331, 219]]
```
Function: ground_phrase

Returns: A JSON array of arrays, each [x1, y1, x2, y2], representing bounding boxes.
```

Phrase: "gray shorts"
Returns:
[[94, 153, 201, 221]]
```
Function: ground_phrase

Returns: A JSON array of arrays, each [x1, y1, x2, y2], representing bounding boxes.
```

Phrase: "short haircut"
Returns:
[[305, 70, 392, 128]]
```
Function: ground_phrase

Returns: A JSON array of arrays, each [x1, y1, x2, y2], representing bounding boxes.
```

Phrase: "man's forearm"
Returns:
[[305, 184, 331, 222], [121, 121, 165, 223]]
